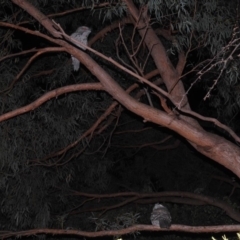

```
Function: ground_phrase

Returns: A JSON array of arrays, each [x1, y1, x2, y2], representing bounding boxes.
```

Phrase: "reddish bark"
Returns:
[[1, 224, 240, 239], [8, 0, 240, 178]]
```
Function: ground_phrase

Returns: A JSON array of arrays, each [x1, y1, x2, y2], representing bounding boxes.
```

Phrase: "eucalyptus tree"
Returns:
[[0, 0, 240, 236]]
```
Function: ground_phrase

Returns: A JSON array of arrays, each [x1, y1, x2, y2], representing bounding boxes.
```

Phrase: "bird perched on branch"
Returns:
[[150, 203, 171, 228], [70, 26, 91, 71]]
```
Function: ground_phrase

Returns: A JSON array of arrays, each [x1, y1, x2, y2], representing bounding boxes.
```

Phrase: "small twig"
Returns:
[[1, 47, 64, 94]]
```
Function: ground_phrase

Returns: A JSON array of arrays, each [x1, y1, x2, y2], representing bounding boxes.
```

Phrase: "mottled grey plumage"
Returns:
[[70, 26, 91, 71], [150, 203, 171, 228]]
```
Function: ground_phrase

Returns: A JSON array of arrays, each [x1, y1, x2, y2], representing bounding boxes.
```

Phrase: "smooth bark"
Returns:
[[9, 0, 240, 178]]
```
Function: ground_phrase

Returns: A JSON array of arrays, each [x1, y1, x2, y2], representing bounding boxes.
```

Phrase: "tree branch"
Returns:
[[7, 0, 240, 178], [1, 224, 240, 239], [0, 83, 103, 122], [12, 0, 62, 38]]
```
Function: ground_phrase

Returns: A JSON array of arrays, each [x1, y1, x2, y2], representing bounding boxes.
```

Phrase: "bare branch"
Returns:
[[1, 224, 240, 239], [0, 83, 103, 122], [12, 0, 62, 38], [1, 47, 64, 93]]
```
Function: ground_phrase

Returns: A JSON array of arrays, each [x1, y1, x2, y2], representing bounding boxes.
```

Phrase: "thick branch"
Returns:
[[123, 0, 203, 134], [1, 224, 240, 239], [0, 83, 103, 122], [123, 1, 186, 103], [9, 0, 240, 178], [12, 0, 62, 38], [66, 48, 240, 177]]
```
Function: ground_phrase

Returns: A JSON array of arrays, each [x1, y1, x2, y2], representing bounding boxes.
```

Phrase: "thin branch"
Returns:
[[0, 83, 103, 122], [33, 83, 141, 162], [1, 47, 64, 94], [19, 3, 110, 24], [0, 48, 38, 62]]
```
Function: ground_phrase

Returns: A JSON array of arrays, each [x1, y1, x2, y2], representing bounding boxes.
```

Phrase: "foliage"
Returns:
[[89, 212, 140, 231], [207, 27, 240, 126], [96, 0, 240, 125], [0, 0, 239, 236]]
